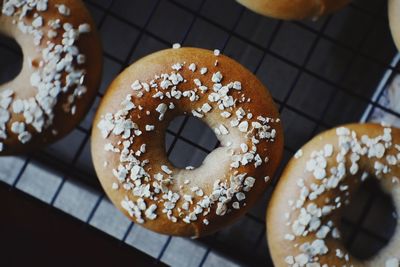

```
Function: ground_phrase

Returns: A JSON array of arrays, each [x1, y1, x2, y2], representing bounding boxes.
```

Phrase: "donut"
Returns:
[[0, 0, 102, 154], [235, 0, 350, 20], [267, 123, 400, 266], [91, 47, 284, 237], [389, 0, 400, 51]]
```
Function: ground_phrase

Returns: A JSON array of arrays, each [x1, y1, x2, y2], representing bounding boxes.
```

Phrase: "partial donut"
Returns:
[[0, 0, 102, 154], [389, 0, 400, 51], [92, 47, 284, 237], [267, 123, 400, 266], [236, 0, 350, 20]]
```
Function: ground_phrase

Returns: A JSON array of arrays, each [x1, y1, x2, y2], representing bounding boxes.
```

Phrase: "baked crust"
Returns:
[[0, 0, 102, 154], [236, 0, 350, 20], [92, 47, 284, 237], [267, 123, 400, 266]]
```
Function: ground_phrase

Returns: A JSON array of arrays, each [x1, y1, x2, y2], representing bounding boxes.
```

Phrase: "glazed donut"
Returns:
[[91, 47, 283, 237], [389, 0, 400, 51], [267, 123, 400, 266], [236, 0, 350, 20], [0, 0, 102, 154]]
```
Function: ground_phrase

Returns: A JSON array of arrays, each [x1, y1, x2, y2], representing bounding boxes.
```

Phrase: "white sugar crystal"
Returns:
[[316, 225, 330, 239], [236, 192, 246, 201], [240, 143, 248, 153], [216, 202, 227, 216], [387, 155, 397, 165], [294, 254, 308, 265], [0, 97, 12, 110], [36, 0, 48, 11], [306, 160, 316, 172], [161, 165, 172, 174], [324, 144, 333, 157], [244, 177, 255, 187], [192, 110, 203, 118], [112, 182, 119, 190], [145, 204, 157, 220], [80, 23, 93, 34], [219, 124, 229, 135], [200, 67, 208, 75], [131, 80, 142, 91], [292, 220, 306, 236], [195, 189, 204, 197], [233, 81, 241, 90], [284, 234, 295, 241], [188, 63, 196, 72], [211, 71, 223, 83], [220, 111, 231, 118], [374, 143, 386, 158], [77, 54, 86, 65], [314, 168, 326, 180], [350, 163, 359, 175], [57, 4, 70, 16], [172, 63, 182, 71], [336, 249, 344, 259], [311, 239, 328, 255], [145, 125, 155, 131], [1, 89, 13, 98], [18, 131, 32, 144], [136, 198, 146, 211], [172, 43, 181, 49], [294, 149, 303, 159], [32, 16, 43, 28], [11, 121, 25, 134], [208, 93, 220, 102], [63, 22, 73, 31], [198, 85, 208, 93], [336, 127, 350, 136], [331, 228, 341, 239], [285, 256, 294, 265], [156, 103, 168, 121], [201, 103, 212, 113], [238, 121, 248, 132]]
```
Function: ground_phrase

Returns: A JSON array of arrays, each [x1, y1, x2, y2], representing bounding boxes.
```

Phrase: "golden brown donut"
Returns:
[[267, 123, 400, 266], [0, 0, 102, 154], [91, 47, 284, 237], [389, 0, 400, 51], [236, 0, 351, 20]]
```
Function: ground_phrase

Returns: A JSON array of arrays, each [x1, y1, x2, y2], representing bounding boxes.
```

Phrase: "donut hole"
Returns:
[[166, 116, 219, 169], [340, 177, 397, 260], [0, 34, 23, 85]]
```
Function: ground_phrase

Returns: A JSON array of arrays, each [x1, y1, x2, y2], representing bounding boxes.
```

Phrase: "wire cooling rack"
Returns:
[[1, 0, 400, 266]]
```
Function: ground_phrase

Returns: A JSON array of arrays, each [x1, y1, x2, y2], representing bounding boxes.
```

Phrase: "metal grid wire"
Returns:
[[1, 0, 400, 266]]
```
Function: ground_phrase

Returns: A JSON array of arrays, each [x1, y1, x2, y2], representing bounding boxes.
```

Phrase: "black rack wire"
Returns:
[[1, 0, 400, 266]]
